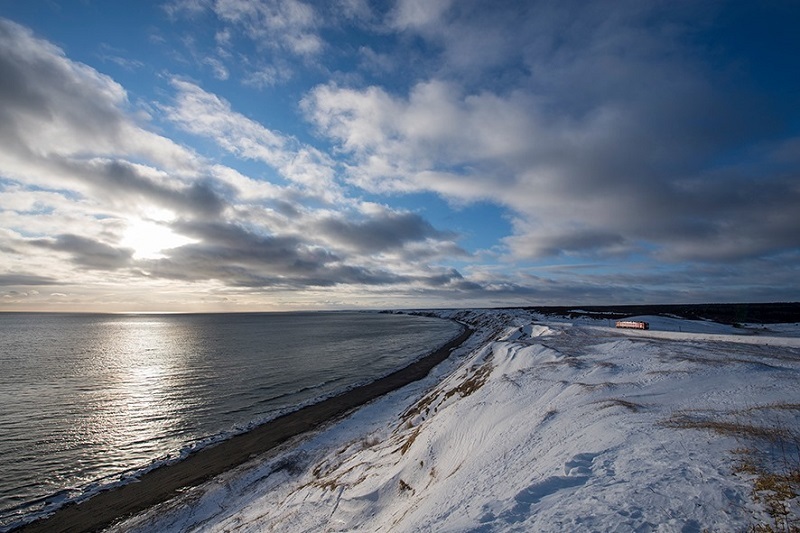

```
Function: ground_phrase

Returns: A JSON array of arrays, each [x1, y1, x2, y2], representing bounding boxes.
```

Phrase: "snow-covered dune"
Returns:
[[112, 310, 800, 532]]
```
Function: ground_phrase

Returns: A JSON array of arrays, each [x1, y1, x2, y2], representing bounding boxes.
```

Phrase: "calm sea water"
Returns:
[[0, 311, 461, 528]]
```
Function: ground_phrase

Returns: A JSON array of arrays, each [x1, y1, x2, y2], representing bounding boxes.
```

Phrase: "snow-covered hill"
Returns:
[[112, 310, 800, 532]]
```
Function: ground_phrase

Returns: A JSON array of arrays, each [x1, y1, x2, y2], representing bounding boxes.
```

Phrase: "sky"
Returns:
[[0, 1, 798, 312]]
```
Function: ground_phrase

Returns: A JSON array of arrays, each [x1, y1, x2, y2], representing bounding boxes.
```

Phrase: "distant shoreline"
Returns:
[[512, 302, 800, 325], [15, 322, 471, 533]]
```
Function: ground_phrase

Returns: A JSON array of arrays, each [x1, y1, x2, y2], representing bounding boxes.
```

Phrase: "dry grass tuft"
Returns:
[[400, 351, 495, 426], [444, 362, 493, 400], [662, 414, 792, 442], [543, 357, 586, 369], [572, 381, 616, 392], [665, 410, 800, 531], [735, 442, 800, 533], [396, 427, 422, 455], [750, 470, 800, 532], [398, 479, 414, 493], [743, 403, 800, 414], [594, 361, 618, 369], [595, 398, 644, 412], [540, 409, 558, 424], [401, 391, 438, 424]]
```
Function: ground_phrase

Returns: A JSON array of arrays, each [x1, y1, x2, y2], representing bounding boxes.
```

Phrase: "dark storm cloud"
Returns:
[[29, 234, 134, 270], [182, 226, 333, 273]]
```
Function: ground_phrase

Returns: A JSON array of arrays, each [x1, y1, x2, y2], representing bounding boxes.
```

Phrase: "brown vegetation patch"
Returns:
[[396, 426, 422, 456], [742, 403, 800, 414], [572, 381, 617, 392], [664, 410, 800, 531], [595, 398, 644, 412], [540, 409, 558, 424], [662, 414, 792, 441], [400, 350, 495, 427], [733, 445, 800, 533], [308, 461, 371, 492], [401, 390, 438, 424], [398, 479, 414, 494], [542, 357, 586, 369], [646, 369, 693, 376], [443, 362, 493, 401], [594, 361, 618, 369]]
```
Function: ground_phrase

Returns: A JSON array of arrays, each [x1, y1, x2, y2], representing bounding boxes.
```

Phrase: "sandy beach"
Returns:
[[16, 324, 471, 533]]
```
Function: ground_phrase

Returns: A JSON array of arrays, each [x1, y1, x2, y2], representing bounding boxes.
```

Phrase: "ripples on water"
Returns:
[[0, 311, 461, 527]]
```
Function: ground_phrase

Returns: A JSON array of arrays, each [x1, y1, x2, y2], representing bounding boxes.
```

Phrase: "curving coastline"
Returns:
[[15, 323, 472, 533]]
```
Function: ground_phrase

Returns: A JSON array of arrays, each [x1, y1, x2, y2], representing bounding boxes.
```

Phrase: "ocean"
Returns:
[[0, 311, 462, 528]]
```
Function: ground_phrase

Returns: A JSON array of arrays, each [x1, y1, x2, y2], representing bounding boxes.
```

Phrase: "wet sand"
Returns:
[[17, 324, 472, 533]]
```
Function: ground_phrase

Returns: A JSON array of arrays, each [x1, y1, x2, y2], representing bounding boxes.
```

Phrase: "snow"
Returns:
[[111, 309, 800, 532]]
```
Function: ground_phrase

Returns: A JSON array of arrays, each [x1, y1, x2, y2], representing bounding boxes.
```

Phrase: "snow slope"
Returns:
[[111, 310, 800, 532]]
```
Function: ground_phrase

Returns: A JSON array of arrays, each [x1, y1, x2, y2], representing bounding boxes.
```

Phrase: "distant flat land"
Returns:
[[518, 302, 800, 325]]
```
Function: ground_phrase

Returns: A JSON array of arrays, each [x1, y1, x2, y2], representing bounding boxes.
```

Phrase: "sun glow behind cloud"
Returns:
[[121, 219, 197, 260]]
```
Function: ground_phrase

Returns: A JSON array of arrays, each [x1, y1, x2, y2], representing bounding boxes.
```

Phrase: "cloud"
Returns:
[[217, 0, 323, 56], [504, 226, 629, 260], [302, 2, 800, 265], [52, 157, 229, 216], [0, 19, 197, 172], [313, 207, 456, 254], [2, 5, 797, 309], [29, 234, 134, 270], [204, 56, 229, 80], [134, 218, 465, 290], [0, 16, 213, 229], [0, 273, 60, 286], [0, 17, 473, 303], [389, 0, 454, 31], [167, 0, 323, 57], [241, 64, 292, 88], [166, 79, 338, 197]]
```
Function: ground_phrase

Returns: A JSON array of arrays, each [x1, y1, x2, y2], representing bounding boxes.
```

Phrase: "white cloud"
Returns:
[[204, 56, 230, 80], [0, 19, 199, 176], [388, 0, 454, 31], [212, 0, 323, 57], [166, 79, 339, 197], [302, 80, 536, 200], [241, 64, 292, 88], [301, 2, 800, 265]]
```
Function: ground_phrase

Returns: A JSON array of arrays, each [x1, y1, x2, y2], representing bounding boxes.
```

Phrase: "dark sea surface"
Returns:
[[0, 311, 462, 528]]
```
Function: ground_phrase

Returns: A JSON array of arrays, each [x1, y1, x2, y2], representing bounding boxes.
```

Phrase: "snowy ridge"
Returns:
[[112, 310, 800, 532]]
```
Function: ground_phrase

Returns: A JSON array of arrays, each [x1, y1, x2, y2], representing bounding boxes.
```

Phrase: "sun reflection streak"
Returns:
[[71, 317, 194, 474]]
